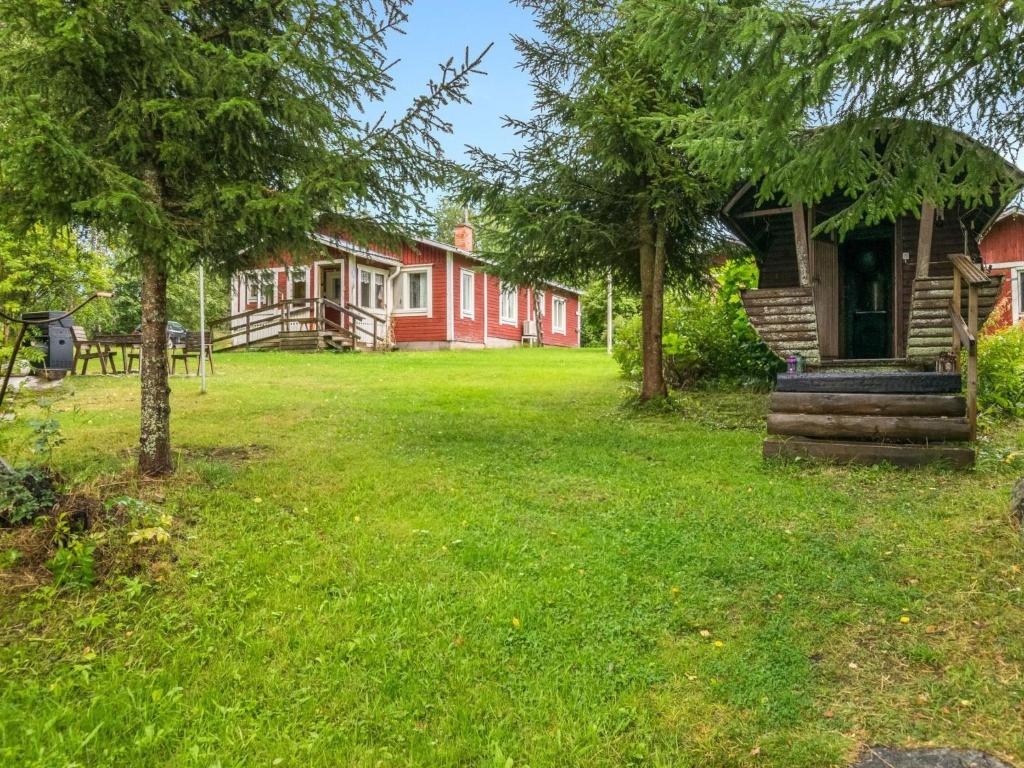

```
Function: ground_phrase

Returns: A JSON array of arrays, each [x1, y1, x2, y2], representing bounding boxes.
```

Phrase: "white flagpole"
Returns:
[[606, 269, 613, 355], [199, 262, 207, 394]]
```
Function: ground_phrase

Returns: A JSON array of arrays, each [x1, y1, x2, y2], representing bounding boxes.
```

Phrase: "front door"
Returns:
[[355, 266, 388, 345], [321, 266, 343, 327], [839, 226, 895, 359]]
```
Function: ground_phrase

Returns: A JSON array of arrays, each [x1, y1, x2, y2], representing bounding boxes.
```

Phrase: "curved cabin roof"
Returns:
[[721, 124, 1024, 255]]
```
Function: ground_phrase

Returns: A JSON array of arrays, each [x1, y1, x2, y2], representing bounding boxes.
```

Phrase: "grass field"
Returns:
[[2, 348, 1023, 767]]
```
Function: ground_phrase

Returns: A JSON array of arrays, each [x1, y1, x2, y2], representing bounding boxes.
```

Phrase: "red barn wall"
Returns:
[[980, 215, 1024, 329], [452, 256, 485, 344], [392, 243, 449, 344]]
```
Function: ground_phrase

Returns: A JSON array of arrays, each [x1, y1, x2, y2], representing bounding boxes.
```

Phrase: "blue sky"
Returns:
[[376, 1, 537, 172]]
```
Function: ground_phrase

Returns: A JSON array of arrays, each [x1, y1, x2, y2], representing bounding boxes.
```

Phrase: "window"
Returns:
[[552, 295, 567, 334], [499, 283, 518, 325], [1015, 268, 1024, 323], [396, 267, 431, 314], [246, 273, 275, 306], [460, 269, 475, 319], [290, 269, 307, 305], [358, 268, 387, 311]]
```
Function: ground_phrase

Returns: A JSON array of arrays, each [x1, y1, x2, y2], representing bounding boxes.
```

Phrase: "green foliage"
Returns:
[[463, 0, 725, 290], [0, 1, 487, 274], [976, 325, 1024, 422], [46, 533, 99, 590], [0, 466, 57, 526], [579, 274, 640, 348], [614, 258, 781, 389], [0, 226, 113, 364], [633, 1, 1023, 232], [108, 263, 231, 333]]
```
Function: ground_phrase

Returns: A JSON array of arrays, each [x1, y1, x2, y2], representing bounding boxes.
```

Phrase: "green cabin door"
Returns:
[[839, 228, 894, 359]]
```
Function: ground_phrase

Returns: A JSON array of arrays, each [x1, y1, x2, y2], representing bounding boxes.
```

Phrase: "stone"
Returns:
[[852, 747, 1016, 768]]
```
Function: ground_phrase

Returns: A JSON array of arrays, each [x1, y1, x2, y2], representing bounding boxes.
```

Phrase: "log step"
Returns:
[[770, 392, 966, 417], [763, 437, 975, 468], [767, 412, 970, 441], [776, 372, 962, 394]]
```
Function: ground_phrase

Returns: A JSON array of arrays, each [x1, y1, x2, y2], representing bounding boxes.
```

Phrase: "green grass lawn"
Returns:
[[2, 348, 1024, 767]]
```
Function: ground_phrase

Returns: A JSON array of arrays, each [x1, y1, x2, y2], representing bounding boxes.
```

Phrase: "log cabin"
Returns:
[[720, 135, 1023, 466]]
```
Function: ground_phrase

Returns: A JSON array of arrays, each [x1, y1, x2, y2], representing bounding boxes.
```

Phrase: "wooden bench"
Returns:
[[71, 326, 117, 375], [170, 331, 214, 375]]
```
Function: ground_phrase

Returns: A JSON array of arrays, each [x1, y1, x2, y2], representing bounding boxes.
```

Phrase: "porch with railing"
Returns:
[[209, 298, 386, 353]]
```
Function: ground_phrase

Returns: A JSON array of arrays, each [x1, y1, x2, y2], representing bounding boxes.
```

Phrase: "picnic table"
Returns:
[[93, 333, 144, 376], [81, 333, 142, 375]]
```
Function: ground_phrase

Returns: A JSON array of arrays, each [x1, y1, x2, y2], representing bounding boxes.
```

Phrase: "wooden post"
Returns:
[[792, 201, 811, 287], [951, 268, 961, 360], [245, 314, 251, 348], [967, 284, 978, 441], [916, 202, 935, 279]]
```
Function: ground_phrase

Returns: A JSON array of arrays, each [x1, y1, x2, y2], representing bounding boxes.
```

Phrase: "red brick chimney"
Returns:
[[453, 209, 474, 252]]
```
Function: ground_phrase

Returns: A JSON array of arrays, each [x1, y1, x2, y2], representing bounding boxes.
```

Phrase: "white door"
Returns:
[[355, 266, 388, 345]]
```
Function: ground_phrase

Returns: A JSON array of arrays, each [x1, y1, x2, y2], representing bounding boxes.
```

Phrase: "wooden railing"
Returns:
[[208, 298, 383, 351], [947, 254, 987, 441]]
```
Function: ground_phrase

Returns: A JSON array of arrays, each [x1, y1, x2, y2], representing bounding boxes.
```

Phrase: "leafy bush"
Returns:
[[47, 533, 99, 589], [0, 465, 58, 525], [614, 258, 781, 390], [976, 324, 1024, 421]]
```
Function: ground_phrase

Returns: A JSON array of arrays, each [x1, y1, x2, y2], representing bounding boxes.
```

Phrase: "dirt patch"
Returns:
[[178, 444, 270, 464]]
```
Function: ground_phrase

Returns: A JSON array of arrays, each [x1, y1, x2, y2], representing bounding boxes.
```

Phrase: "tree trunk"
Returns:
[[138, 249, 173, 476], [638, 205, 667, 401]]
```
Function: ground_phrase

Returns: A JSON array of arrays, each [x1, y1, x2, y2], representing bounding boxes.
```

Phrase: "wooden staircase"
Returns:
[[763, 372, 975, 468], [906, 274, 1001, 361]]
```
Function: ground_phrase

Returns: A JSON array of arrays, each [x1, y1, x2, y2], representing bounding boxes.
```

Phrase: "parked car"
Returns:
[[134, 321, 188, 346]]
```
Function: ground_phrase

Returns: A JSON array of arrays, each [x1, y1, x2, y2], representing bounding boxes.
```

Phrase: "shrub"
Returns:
[[613, 258, 781, 390], [0, 465, 58, 526], [976, 324, 1024, 421]]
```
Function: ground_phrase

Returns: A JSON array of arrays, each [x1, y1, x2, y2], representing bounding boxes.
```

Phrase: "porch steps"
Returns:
[[764, 372, 973, 467], [764, 437, 975, 468], [906, 276, 1001, 361]]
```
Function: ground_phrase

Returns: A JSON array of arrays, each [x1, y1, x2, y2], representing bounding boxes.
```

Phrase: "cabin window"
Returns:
[[460, 269, 475, 319], [499, 283, 518, 325], [246, 273, 275, 306], [396, 267, 431, 315], [552, 296, 567, 334], [358, 267, 387, 311], [1015, 268, 1024, 323], [290, 270, 307, 304]]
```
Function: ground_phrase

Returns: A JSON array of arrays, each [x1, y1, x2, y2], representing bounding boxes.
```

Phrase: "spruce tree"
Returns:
[[0, 0, 486, 474]]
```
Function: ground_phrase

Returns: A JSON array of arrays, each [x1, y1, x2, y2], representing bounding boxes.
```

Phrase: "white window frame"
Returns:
[[499, 282, 518, 325], [551, 295, 567, 335], [246, 271, 276, 307], [289, 267, 308, 304], [394, 265, 432, 317], [460, 269, 475, 319], [1014, 267, 1024, 324], [356, 265, 390, 313]]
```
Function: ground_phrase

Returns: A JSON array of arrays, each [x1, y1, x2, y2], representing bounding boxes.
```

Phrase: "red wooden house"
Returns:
[[227, 221, 582, 351], [979, 205, 1024, 328]]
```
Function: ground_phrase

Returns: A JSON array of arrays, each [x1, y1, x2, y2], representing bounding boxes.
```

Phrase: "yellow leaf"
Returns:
[[512, 617, 521, 629]]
